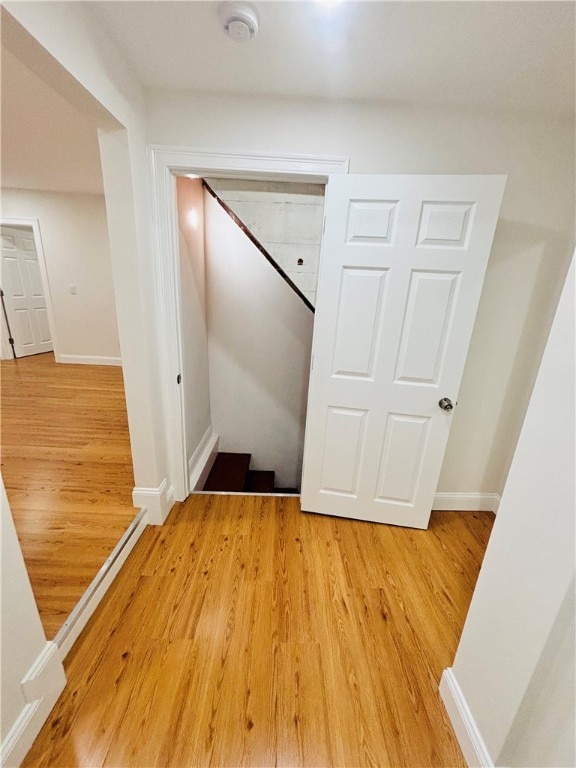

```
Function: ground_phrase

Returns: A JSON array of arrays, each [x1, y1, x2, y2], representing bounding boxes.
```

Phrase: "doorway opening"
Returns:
[[175, 175, 325, 496], [152, 152, 505, 531], [149, 146, 348, 504], [1, 33, 139, 644]]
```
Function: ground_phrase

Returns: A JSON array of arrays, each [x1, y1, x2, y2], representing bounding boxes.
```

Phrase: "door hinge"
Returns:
[[177, 374, 182, 384]]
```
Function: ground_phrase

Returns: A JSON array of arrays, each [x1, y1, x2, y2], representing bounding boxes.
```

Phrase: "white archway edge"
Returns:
[[149, 147, 349, 505]]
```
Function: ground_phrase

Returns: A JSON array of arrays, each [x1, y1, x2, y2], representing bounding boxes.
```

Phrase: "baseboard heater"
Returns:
[[53, 508, 147, 658]]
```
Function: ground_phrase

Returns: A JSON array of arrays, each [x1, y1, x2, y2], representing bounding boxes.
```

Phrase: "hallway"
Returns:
[[23, 493, 493, 766]]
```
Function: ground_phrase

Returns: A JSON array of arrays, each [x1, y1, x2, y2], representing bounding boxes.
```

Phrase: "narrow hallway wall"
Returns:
[[176, 177, 212, 481], [444, 257, 575, 766]]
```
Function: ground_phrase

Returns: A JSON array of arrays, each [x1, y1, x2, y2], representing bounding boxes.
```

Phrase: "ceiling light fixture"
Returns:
[[219, 2, 259, 43]]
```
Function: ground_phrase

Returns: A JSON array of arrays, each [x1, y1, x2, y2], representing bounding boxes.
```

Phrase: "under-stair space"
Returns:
[[203, 452, 299, 494]]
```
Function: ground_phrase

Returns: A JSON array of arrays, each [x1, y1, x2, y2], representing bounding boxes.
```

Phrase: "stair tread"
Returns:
[[203, 452, 251, 492], [245, 470, 275, 493]]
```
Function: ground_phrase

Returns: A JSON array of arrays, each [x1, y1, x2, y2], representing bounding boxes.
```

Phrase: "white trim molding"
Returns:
[[440, 668, 494, 768], [433, 493, 501, 514], [148, 146, 349, 503], [148, 145, 349, 183], [1, 642, 66, 768], [56, 354, 122, 366], [132, 478, 175, 525], [188, 426, 219, 491]]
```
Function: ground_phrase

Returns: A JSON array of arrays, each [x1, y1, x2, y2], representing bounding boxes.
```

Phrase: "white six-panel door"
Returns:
[[301, 175, 506, 529], [1, 225, 53, 358]]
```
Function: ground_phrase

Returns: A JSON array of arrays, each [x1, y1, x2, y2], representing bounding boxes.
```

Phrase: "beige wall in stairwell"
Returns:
[[176, 177, 212, 473], [203, 189, 314, 489], [206, 178, 325, 306]]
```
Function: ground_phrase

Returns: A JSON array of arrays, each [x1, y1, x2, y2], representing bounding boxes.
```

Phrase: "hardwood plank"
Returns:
[[1, 352, 136, 638], [23, 496, 493, 767]]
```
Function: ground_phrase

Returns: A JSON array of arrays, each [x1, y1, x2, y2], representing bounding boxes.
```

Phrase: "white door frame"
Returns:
[[0, 217, 59, 360], [148, 146, 349, 502]]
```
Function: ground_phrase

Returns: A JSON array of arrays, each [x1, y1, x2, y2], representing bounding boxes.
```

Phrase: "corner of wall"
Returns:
[[132, 479, 175, 525], [1, 641, 66, 768], [439, 668, 494, 768]]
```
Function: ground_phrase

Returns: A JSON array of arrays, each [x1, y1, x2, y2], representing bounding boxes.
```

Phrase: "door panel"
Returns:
[[1, 225, 53, 357], [35, 308, 52, 342], [375, 414, 430, 504], [301, 175, 506, 529], [332, 267, 388, 378], [395, 270, 460, 384], [15, 308, 35, 347], [26, 259, 45, 296], [320, 406, 367, 495]]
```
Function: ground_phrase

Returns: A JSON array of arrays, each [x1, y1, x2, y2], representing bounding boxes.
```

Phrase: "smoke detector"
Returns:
[[219, 2, 259, 42]]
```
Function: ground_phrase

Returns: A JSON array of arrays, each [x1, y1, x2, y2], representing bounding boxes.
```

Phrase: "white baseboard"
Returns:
[[433, 493, 501, 514], [132, 478, 175, 525], [1, 642, 66, 768], [440, 668, 493, 768], [56, 354, 122, 366], [56, 510, 149, 660], [189, 427, 219, 491]]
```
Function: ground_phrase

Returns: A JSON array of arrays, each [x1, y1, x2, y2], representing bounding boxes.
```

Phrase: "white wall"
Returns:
[[206, 178, 324, 306], [176, 177, 211, 474], [444, 257, 575, 766], [204, 190, 314, 489], [2, 189, 121, 363], [1, 476, 66, 766], [145, 91, 575, 499], [499, 577, 575, 767]]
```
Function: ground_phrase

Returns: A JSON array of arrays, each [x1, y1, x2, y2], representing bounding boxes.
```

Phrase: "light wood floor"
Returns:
[[24, 495, 494, 767], [1, 352, 136, 639]]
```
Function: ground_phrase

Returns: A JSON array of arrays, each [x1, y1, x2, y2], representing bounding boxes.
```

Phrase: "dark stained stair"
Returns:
[[203, 452, 251, 492], [245, 469, 275, 493], [202, 452, 298, 494]]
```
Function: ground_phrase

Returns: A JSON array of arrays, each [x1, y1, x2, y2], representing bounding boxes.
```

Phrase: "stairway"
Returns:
[[202, 452, 298, 494]]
